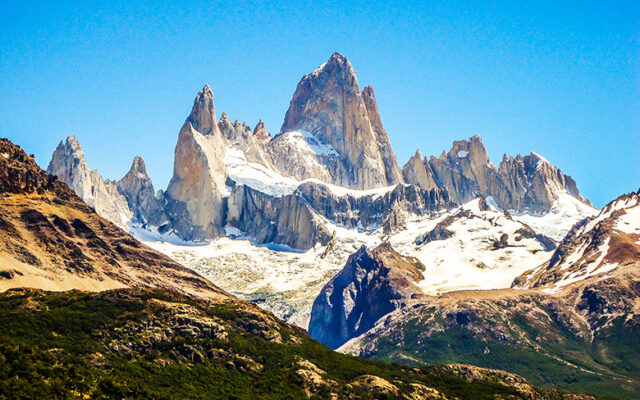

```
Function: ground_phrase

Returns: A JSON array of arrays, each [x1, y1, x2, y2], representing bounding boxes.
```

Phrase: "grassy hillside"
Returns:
[[0, 288, 593, 400], [352, 293, 639, 400]]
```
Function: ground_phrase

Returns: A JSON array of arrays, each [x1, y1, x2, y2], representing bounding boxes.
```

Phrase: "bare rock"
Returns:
[[309, 242, 426, 349], [279, 52, 403, 189]]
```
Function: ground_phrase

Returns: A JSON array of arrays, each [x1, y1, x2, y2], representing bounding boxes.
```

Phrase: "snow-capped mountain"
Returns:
[[278, 52, 404, 189], [46, 52, 597, 332]]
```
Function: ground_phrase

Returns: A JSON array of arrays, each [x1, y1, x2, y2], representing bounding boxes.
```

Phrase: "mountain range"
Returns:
[[0, 129, 598, 399], [7, 52, 638, 399]]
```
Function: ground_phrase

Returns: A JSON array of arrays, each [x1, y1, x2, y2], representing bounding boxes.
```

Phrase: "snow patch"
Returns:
[[541, 238, 614, 293], [613, 202, 640, 235], [129, 223, 204, 246], [512, 192, 598, 241], [457, 150, 469, 158], [223, 146, 396, 199], [223, 225, 244, 237]]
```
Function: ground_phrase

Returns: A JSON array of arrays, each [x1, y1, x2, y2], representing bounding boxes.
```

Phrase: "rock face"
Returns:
[[165, 85, 229, 241], [47, 136, 133, 229], [402, 135, 589, 213], [219, 113, 273, 167], [0, 138, 226, 300], [46, 54, 593, 253], [279, 52, 403, 189], [295, 182, 452, 231], [117, 156, 168, 229], [309, 243, 426, 349], [226, 184, 332, 250]]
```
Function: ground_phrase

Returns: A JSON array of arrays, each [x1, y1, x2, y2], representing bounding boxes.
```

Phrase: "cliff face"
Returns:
[[165, 85, 229, 241], [226, 184, 332, 250], [279, 52, 403, 189], [309, 243, 426, 349], [47, 136, 133, 229], [402, 135, 590, 213], [117, 156, 167, 228]]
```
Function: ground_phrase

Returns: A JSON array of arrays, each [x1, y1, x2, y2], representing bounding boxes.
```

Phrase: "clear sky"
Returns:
[[1, 1, 638, 208]]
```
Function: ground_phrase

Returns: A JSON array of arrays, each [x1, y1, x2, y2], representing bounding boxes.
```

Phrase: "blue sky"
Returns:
[[1, 1, 638, 208]]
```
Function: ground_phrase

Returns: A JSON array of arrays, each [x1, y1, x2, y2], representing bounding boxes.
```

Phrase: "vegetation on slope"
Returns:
[[0, 288, 593, 400]]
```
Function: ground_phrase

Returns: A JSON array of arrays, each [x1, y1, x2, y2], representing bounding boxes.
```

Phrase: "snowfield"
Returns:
[[223, 144, 397, 199], [143, 194, 595, 329]]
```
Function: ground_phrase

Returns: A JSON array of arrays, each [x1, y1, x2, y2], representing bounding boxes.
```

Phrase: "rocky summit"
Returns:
[[48, 53, 591, 250], [402, 135, 589, 213], [47, 136, 133, 229], [278, 52, 403, 189]]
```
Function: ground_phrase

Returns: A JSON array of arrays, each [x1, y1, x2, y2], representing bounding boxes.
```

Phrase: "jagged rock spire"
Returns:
[[187, 85, 221, 136], [128, 156, 146, 175], [253, 119, 270, 142], [279, 52, 403, 189], [118, 155, 167, 227], [47, 136, 133, 229], [402, 136, 591, 213], [218, 111, 233, 131]]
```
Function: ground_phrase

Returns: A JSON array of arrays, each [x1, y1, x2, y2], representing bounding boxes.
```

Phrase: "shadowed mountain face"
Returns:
[[0, 138, 226, 300], [309, 243, 426, 349]]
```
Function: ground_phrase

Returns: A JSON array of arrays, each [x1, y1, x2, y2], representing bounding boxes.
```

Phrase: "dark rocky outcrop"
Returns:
[[309, 243, 426, 349], [295, 182, 453, 232]]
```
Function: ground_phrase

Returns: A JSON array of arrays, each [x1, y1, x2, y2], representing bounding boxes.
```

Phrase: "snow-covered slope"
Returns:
[[145, 226, 378, 328], [145, 194, 594, 328], [224, 145, 397, 199], [513, 189, 639, 293], [390, 198, 561, 295], [510, 192, 597, 241]]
